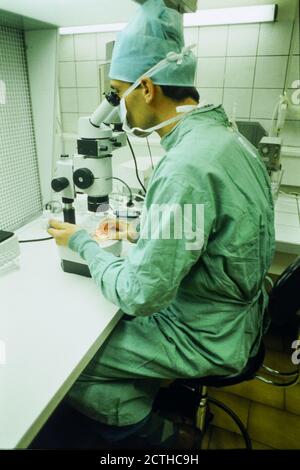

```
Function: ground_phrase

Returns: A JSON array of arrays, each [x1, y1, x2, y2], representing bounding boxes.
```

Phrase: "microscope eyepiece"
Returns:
[[105, 91, 120, 107]]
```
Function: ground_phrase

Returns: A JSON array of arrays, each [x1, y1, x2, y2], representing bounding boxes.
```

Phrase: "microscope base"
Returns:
[[57, 239, 122, 277], [61, 259, 92, 277]]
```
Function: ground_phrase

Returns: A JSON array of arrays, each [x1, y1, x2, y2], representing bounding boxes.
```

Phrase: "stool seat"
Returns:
[[176, 342, 265, 389]]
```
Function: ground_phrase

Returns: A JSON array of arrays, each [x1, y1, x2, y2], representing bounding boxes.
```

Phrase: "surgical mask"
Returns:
[[118, 45, 200, 138], [120, 97, 201, 138]]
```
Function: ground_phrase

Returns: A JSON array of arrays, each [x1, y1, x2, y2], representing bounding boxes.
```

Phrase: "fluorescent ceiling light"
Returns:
[[184, 5, 278, 27], [59, 23, 127, 35], [59, 4, 278, 35]]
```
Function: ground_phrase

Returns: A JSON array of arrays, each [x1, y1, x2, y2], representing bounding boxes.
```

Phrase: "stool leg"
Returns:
[[207, 397, 252, 450], [195, 386, 208, 432]]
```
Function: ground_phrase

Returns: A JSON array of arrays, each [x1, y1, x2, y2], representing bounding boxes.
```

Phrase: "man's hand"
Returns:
[[94, 217, 139, 243], [47, 219, 82, 246]]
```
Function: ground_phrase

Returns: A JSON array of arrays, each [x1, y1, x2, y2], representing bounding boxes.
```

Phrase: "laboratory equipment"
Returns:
[[236, 121, 283, 200], [258, 136, 283, 201], [51, 92, 127, 277], [0, 230, 20, 274], [236, 121, 267, 148], [258, 136, 282, 174]]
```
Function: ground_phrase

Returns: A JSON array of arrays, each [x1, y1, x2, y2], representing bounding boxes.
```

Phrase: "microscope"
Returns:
[[51, 92, 128, 277]]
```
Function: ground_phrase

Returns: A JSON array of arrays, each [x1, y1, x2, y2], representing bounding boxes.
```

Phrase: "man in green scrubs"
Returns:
[[48, 0, 275, 448]]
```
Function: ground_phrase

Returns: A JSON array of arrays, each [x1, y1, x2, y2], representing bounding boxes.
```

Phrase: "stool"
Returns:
[[154, 342, 265, 450]]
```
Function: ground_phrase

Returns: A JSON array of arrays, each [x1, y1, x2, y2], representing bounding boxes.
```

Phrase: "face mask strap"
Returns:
[[129, 105, 199, 135]]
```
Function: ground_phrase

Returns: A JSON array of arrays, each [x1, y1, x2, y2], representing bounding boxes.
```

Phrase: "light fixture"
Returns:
[[59, 23, 127, 35], [184, 4, 278, 27], [59, 4, 278, 35]]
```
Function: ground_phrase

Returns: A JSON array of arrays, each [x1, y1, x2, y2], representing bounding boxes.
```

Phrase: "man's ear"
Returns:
[[140, 77, 156, 104]]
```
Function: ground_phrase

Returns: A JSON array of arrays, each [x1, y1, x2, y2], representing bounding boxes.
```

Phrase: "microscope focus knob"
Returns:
[[73, 168, 94, 189], [51, 177, 69, 192]]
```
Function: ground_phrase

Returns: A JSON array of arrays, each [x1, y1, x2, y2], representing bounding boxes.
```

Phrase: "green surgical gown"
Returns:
[[67, 105, 275, 426]]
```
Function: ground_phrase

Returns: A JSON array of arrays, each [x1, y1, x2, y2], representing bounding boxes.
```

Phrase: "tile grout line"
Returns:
[[250, 24, 261, 122], [73, 34, 79, 117], [223, 25, 230, 105]]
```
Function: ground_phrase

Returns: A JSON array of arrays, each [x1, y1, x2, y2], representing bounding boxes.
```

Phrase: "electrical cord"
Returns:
[[107, 176, 134, 206], [146, 137, 154, 169], [19, 237, 53, 243], [126, 136, 147, 195]]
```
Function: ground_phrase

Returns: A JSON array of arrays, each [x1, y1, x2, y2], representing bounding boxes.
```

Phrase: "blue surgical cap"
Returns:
[[109, 0, 197, 87]]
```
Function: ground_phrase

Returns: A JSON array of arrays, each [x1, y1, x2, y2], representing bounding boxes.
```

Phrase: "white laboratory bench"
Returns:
[[271, 193, 300, 275], [0, 217, 122, 450], [0, 192, 299, 450]]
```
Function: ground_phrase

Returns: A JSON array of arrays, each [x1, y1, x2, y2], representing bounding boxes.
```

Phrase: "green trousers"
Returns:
[[67, 312, 187, 427]]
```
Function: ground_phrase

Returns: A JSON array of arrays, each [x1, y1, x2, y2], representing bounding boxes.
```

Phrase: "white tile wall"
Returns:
[[61, 113, 78, 134], [251, 89, 282, 119], [287, 55, 300, 88], [77, 87, 100, 114], [197, 57, 226, 87], [60, 88, 78, 112], [198, 26, 228, 57], [224, 57, 256, 88], [59, 62, 76, 87], [227, 24, 259, 57], [223, 88, 252, 119], [281, 121, 300, 146], [58, 10, 299, 156], [59, 35, 75, 61], [254, 56, 288, 89], [258, 22, 293, 56], [74, 34, 97, 61], [198, 88, 223, 106], [293, 18, 299, 54], [75, 61, 99, 87]]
